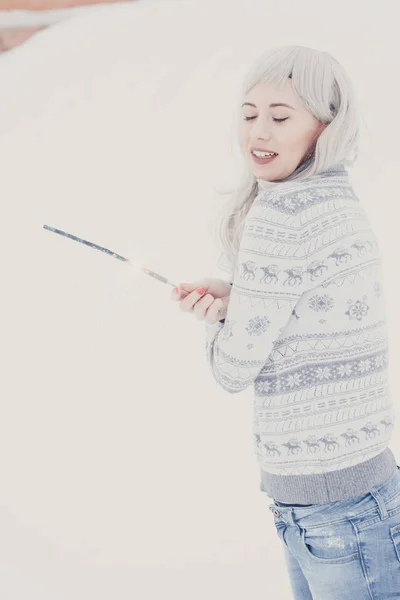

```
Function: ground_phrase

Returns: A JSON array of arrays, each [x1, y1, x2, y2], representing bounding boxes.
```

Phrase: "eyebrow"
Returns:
[[241, 102, 295, 110]]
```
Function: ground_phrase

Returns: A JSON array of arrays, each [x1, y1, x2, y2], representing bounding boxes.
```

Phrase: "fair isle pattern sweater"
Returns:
[[205, 163, 397, 504]]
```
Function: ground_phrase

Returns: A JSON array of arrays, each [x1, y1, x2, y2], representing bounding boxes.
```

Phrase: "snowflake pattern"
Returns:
[[345, 296, 370, 321], [358, 358, 373, 374], [253, 347, 388, 395], [308, 294, 334, 312], [258, 181, 358, 215], [286, 372, 303, 388], [337, 363, 353, 377], [246, 315, 271, 336], [314, 366, 332, 381]]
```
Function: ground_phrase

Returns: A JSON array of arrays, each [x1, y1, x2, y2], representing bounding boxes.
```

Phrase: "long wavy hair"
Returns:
[[213, 45, 362, 277]]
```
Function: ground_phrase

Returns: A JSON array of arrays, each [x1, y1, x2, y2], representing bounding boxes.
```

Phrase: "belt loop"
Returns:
[[369, 487, 388, 520], [286, 507, 296, 527]]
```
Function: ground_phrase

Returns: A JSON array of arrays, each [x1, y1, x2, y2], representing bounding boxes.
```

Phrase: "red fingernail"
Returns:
[[197, 288, 205, 295]]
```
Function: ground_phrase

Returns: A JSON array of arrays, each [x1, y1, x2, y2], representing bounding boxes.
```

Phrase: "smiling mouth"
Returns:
[[251, 151, 278, 165], [251, 150, 278, 157]]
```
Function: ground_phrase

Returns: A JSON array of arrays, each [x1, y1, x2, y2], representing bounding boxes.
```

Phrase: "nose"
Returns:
[[250, 117, 274, 140]]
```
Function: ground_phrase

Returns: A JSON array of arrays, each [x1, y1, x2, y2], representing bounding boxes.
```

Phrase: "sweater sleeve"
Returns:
[[304, 204, 381, 288], [218, 282, 232, 324], [205, 214, 309, 394]]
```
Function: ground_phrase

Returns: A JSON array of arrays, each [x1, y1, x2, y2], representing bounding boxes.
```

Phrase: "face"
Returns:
[[240, 79, 327, 181]]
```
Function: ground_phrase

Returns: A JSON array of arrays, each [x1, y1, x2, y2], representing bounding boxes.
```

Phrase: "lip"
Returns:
[[251, 152, 278, 166], [251, 147, 278, 154]]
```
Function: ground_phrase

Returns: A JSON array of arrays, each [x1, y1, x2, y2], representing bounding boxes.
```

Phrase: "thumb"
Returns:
[[217, 298, 227, 316]]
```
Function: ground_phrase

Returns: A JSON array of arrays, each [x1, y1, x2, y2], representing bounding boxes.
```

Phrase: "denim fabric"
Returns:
[[268, 465, 400, 599]]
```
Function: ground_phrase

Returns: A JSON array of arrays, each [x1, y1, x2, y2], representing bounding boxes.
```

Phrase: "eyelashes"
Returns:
[[243, 117, 289, 123]]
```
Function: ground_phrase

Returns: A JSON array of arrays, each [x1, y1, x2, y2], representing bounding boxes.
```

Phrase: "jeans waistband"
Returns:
[[275, 501, 314, 507], [269, 464, 400, 527]]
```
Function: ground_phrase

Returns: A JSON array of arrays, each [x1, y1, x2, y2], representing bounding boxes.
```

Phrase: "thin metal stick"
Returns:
[[43, 224, 182, 290]]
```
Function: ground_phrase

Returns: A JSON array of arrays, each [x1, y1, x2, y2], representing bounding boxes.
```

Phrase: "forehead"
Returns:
[[244, 80, 297, 105]]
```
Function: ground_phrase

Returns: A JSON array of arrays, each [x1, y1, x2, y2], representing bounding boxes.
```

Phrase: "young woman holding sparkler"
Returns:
[[171, 45, 400, 599]]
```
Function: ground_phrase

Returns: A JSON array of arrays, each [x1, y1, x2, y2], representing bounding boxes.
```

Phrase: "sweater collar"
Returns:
[[256, 162, 348, 192]]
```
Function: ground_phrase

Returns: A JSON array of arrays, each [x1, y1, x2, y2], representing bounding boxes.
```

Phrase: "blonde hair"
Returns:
[[214, 45, 362, 276]]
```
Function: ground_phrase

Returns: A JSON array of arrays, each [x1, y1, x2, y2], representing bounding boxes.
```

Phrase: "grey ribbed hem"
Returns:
[[259, 447, 398, 504]]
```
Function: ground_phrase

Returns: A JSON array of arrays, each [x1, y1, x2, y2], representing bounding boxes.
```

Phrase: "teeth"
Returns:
[[253, 150, 276, 157]]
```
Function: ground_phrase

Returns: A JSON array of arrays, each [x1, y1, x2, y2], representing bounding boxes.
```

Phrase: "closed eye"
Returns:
[[244, 117, 288, 123]]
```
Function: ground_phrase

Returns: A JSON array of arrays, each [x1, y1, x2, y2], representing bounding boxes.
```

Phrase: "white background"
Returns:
[[1, 0, 399, 598]]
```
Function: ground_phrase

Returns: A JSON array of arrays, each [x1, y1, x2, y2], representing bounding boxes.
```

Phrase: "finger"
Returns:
[[170, 284, 200, 301], [193, 293, 214, 319], [180, 289, 208, 312], [205, 299, 224, 324], [171, 287, 182, 301], [170, 287, 189, 301]]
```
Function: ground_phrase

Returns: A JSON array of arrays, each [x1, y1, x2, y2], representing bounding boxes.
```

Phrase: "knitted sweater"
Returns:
[[205, 163, 397, 504]]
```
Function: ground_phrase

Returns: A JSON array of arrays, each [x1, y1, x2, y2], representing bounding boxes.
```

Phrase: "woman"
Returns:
[[172, 45, 400, 598]]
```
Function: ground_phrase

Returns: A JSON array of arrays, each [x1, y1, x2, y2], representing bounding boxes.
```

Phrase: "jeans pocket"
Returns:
[[390, 524, 400, 563], [300, 522, 359, 565]]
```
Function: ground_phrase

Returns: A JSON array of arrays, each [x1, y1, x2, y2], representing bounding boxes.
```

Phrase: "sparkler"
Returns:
[[42, 224, 189, 295]]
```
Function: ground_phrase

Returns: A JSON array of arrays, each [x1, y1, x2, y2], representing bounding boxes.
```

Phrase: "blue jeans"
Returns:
[[268, 465, 400, 599]]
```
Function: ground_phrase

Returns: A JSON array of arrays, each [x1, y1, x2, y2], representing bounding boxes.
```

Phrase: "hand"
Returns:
[[171, 277, 232, 324]]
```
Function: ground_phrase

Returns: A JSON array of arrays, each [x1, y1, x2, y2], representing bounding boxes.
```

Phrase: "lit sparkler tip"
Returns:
[[43, 223, 174, 287]]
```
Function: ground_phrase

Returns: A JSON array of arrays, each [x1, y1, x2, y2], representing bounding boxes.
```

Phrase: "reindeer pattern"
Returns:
[[252, 416, 395, 474], [238, 238, 374, 290]]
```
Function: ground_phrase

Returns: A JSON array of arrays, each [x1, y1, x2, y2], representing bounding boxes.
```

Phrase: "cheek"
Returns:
[[304, 122, 323, 145], [286, 127, 315, 152]]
